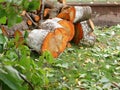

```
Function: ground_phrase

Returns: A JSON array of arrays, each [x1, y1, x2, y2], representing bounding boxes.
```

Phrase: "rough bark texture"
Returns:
[[73, 20, 96, 46], [26, 29, 49, 53], [41, 19, 63, 31], [79, 21, 96, 46]]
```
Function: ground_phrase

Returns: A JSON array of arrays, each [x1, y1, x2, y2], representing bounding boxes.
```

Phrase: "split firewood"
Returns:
[[26, 29, 68, 58], [44, 8, 51, 18], [72, 20, 96, 46], [29, 13, 40, 22], [0, 10, 41, 38], [27, 19, 33, 26], [57, 6, 92, 23], [42, 0, 67, 19], [25, 12, 39, 27]]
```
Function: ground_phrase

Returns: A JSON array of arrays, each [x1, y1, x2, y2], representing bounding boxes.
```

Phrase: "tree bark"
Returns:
[[57, 6, 92, 23]]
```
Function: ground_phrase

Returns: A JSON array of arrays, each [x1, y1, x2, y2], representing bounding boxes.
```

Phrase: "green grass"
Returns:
[[53, 25, 120, 89], [0, 25, 120, 90]]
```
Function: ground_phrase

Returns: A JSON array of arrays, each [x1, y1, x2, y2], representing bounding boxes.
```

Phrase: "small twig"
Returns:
[[19, 73, 34, 90], [40, 0, 45, 23], [25, 12, 38, 27]]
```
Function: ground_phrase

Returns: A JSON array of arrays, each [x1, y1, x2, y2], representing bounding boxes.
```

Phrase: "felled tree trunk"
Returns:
[[41, 28, 68, 58], [26, 29, 49, 53], [26, 28, 68, 58], [26, 19, 72, 58], [72, 19, 96, 46], [57, 6, 92, 23], [0, 21, 29, 37]]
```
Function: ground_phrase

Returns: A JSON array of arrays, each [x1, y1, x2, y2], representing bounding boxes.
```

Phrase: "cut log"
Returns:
[[44, 8, 51, 18], [72, 20, 96, 46], [72, 23, 83, 44], [29, 13, 40, 22], [57, 6, 92, 23], [52, 17, 75, 41], [27, 19, 33, 26], [26, 29, 49, 53], [41, 28, 68, 58], [26, 29, 68, 58]]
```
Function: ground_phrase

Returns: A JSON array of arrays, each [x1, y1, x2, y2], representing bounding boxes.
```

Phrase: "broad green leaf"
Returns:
[[6, 50, 18, 60], [24, 30, 29, 39], [28, 0, 40, 11], [0, 34, 6, 44], [55, 63, 69, 69], [0, 65, 27, 90], [0, 80, 11, 90], [22, 0, 40, 11], [0, 16, 6, 24], [16, 15, 22, 23], [0, 44, 3, 53]]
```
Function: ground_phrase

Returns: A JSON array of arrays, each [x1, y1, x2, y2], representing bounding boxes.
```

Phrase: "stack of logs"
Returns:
[[0, 0, 96, 58]]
